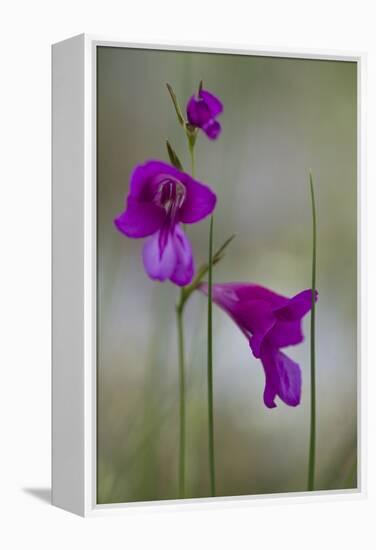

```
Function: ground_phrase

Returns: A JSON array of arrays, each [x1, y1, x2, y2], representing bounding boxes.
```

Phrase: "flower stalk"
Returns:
[[308, 172, 317, 491], [189, 142, 196, 178], [176, 298, 186, 498], [175, 231, 234, 498], [207, 215, 216, 496], [175, 133, 196, 499], [165, 81, 223, 498]]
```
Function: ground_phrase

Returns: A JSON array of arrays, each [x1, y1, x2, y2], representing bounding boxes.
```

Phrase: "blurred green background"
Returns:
[[96, 47, 357, 504]]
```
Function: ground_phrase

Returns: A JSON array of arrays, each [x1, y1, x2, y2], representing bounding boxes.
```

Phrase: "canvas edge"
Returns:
[[52, 33, 86, 516]]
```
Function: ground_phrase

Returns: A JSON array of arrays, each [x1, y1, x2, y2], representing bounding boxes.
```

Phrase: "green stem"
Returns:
[[189, 144, 195, 178], [175, 138, 196, 499], [174, 208, 233, 501], [207, 215, 216, 496], [308, 172, 317, 491], [176, 298, 186, 498]]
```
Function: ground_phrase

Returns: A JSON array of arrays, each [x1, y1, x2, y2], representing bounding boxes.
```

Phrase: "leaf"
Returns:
[[166, 140, 183, 171], [212, 234, 236, 263], [166, 83, 185, 126]]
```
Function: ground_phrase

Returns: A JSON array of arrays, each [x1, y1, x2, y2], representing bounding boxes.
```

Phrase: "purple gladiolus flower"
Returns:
[[199, 282, 318, 408], [186, 89, 223, 140], [114, 160, 217, 286]]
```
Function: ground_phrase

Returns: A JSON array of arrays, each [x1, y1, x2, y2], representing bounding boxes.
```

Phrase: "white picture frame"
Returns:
[[52, 34, 366, 517]]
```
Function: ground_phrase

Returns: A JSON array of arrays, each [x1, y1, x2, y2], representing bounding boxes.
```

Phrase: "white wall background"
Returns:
[[0, 1, 375, 548]]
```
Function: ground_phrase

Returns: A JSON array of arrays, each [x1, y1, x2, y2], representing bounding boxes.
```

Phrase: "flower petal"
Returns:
[[203, 119, 221, 140], [170, 225, 194, 286], [199, 285, 276, 354], [275, 289, 318, 321], [179, 179, 217, 224], [260, 348, 301, 408], [127, 162, 155, 200], [200, 283, 288, 311], [142, 230, 177, 281], [186, 95, 199, 126], [186, 95, 211, 127], [199, 89, 223, 117], [128, 161, 179, 200], [266, 289, 318, 349], [124, 160, 217, 226], [232, 299, 276, 358], [114, 198, 164, 238], [235, 285, 288, 308], [265, 319, 304, 349]]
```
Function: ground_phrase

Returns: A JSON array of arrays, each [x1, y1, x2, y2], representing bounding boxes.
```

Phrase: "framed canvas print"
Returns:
[[52, 34, 365, 516]]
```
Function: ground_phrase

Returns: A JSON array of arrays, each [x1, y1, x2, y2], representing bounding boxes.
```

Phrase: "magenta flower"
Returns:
[[200, 283, 318, 408], [186, 89, 223, 140], [114, 160, 217, 286]]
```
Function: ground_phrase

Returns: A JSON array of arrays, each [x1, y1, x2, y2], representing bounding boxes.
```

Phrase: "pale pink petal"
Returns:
[[170, 226, 194, 286], [142, 231, 177, 282]]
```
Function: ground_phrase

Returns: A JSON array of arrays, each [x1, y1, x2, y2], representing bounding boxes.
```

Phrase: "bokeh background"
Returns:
[[96, 47, 357, 504]]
